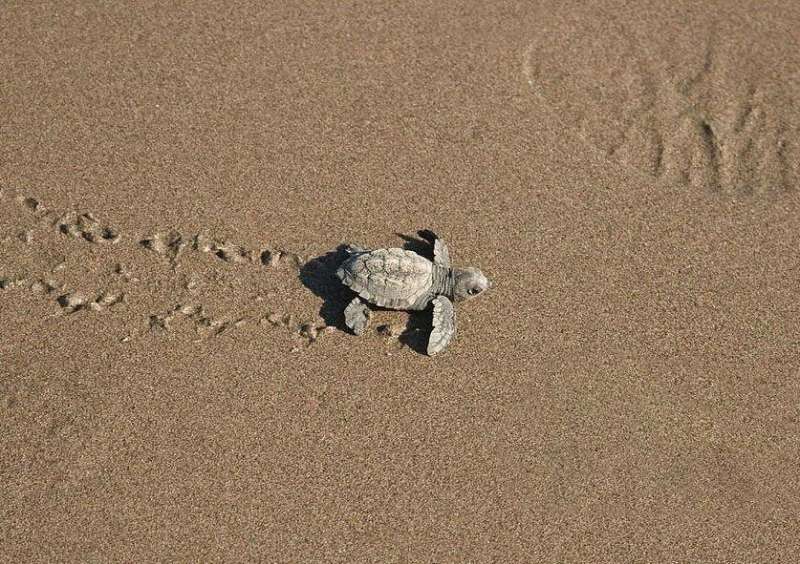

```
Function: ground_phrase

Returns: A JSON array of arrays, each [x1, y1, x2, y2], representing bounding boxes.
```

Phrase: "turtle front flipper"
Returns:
[[428, 296, 456, 355], [418, 230, 450, 267], [344, 297, 371, 335], [433, 237, 450, 268]]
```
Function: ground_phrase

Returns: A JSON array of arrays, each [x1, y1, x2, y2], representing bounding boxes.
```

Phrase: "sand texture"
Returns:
[[2, 1, 800, 562]]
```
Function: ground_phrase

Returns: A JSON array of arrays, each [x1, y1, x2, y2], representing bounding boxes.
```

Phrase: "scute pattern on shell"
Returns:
[[338, 248, 433, 309]]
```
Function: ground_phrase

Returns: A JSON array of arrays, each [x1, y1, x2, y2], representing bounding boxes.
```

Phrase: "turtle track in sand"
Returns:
[[0, 187, 408, 353], [522, 5, 799, 197]]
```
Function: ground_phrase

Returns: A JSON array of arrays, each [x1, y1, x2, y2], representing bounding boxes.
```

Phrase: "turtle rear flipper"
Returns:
[[344, 297, 371, 335], [428, 296, 456, 356]]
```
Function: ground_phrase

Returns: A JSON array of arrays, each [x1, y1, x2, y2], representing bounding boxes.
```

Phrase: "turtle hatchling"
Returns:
[[336, 232, 492, 355]]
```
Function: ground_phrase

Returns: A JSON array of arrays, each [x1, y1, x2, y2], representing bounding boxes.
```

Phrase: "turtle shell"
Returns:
[[337, 248, 433, 310]]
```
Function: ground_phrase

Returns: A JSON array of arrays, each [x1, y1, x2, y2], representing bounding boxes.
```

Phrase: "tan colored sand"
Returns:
[[2, 1, 799, 562]]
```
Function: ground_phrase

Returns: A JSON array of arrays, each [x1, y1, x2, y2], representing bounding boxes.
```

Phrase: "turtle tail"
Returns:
[[345, 244, 369, 255]]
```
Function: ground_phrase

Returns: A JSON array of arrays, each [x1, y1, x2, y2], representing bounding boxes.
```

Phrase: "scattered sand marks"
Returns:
[[2, 189, 416, 353], [523, 8, 799, 196]]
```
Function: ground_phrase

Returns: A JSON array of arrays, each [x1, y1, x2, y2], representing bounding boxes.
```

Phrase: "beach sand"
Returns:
[[2, 1, 799, 561]]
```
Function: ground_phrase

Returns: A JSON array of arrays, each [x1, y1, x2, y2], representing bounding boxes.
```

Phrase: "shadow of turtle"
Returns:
[[299, 245, 354, 331], [398, 307, 433, 355], [394, 229, 437, 261]]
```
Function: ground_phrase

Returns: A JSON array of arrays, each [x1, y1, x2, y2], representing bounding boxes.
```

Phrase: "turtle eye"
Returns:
[[468, 287, 480, 296]]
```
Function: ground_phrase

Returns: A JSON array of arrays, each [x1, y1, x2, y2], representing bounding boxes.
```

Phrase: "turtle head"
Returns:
[[452, 267, 492, 302]]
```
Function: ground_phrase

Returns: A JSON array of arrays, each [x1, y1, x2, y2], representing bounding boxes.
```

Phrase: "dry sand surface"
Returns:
[[2, 1, 799, 562]]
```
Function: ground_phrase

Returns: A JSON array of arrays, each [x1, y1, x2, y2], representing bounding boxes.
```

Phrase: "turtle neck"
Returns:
[[432, 264, 454, 298]]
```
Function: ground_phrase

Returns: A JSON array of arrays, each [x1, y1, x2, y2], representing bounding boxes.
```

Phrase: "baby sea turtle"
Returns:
[[336, 232, 491, 355]]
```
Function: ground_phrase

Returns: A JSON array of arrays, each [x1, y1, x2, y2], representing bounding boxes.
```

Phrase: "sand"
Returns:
[[2, 1, 799, 562]]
